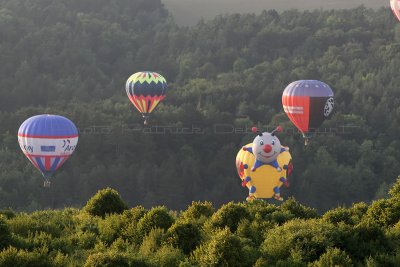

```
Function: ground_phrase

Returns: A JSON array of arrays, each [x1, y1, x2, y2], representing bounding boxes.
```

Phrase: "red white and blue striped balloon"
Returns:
[[17, 115, 78, 186]]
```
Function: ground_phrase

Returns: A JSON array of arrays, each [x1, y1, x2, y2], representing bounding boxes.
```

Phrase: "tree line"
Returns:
[[0, 0, 399, 212], [1, 183, 400, 266]]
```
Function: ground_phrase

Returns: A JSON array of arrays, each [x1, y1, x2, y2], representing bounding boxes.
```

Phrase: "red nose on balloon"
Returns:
[[263, 144, 272, 153]]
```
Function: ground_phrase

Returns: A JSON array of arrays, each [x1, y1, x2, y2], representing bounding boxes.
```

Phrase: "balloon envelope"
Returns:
[[18, 115, 78, 182], [125, 71, 167, 123], [282, 80, 334, 137], [391, 0, 400, 21], [236, 143, 292, 199]]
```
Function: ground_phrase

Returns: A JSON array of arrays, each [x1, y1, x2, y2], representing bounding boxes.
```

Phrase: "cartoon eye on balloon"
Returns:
[[282, 80, 334, 145], [17, 115, 78, 187], [391, 0, 400, 22], [125, 71, 168, 125]]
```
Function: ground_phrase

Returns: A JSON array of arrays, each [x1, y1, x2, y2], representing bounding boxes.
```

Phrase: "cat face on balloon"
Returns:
[[251, 126, 283, 163]]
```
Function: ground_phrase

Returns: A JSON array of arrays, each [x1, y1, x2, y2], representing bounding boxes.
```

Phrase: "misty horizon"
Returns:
[[163, 0, 388, 25]]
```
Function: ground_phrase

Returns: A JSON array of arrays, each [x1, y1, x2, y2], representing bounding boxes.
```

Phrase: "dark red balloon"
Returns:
[[282, 80, 334, 139]]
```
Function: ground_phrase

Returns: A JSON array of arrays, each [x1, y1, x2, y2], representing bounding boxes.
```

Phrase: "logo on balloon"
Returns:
[[324, 97, 334, 117], [41, 146, 56, 152], [22, 144, 34, 153], [63, 139, 76, 152]]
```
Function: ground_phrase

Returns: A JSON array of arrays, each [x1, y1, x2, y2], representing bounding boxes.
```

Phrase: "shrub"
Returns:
[[192, 228, 246, 267], [253, 257, 268, 267], [73, 211, 101, 237], [280, 198, 318, 219], [179, 201, 214, 223], [388, 177, 400, 199], [28, 231, 53, 249], [98, 214, 123, 244], [323, 207, 355, 225], [269, 210, 296, 225], [139, 228, 166, 256], [0, 209, 15, 219], [245, 201, 279, 220], [110, 238, 131, 252], [363, 198, 400, 227], [0, 216, 11, 250], [122, 206, 147, 243], [121, 206, 147, 225], [71, 230, 98, 250], [8, 209, 77, 238], [83, 188, 128, 217], [178, 259, 195, 267], [256, 256, 311, 267], [364, 252, 400, 267], [151, 245, 185, 267], [349, 202, 368, 220], [324, 202, 369, 226], [245, 201, 297, 225], [310, 248, 353, 267], [0, 247, 52, 267], [84, 251, 149, 267], [261, 219, 340, 264], [210, 202, 250, 232], [121, 206, 148, 242], [338, 220, 390, 261], [236, 218, 275, 247], [165, 222, 202, 254], [136, 206, 174, 240]]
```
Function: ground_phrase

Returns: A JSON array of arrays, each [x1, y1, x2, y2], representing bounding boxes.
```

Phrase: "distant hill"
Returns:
[[163, 0, 388, 25]]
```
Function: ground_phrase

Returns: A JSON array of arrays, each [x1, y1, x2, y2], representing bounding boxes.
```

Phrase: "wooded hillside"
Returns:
[[0, 0, 399, 214]]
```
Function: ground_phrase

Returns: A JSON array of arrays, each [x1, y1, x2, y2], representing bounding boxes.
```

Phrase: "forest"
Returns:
[[1, 0, 400, 214], [1, 185, 400, 266], [2, 0, 400, 265]]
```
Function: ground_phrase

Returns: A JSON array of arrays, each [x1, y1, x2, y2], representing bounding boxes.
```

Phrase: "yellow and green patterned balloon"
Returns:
[[126, 71, 168, 124]]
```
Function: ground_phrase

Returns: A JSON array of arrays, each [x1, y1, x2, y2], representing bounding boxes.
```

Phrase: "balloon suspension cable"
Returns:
[[42, 174, 51, 188]]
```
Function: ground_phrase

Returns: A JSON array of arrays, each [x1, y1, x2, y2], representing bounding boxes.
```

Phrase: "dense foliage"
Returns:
[[0, 182, 400, 266], [83, 188, 128, 217], [0, 0, 399, 214]]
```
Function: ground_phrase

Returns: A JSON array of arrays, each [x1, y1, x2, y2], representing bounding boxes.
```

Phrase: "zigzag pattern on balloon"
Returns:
[[127, 94, 166, 114], [126, 71, 167, 85]]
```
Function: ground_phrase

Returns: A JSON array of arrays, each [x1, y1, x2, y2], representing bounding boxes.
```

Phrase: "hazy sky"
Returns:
[[163, 0, 388, 25]]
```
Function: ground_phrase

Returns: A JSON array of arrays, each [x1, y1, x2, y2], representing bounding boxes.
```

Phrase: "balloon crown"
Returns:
[[251, 126, 282, 136]]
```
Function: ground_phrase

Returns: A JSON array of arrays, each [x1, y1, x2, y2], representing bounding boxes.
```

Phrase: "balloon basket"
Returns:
[[43, 181, 51, 188], [302, 133, 312, 147], [304, 138, 310, 146]]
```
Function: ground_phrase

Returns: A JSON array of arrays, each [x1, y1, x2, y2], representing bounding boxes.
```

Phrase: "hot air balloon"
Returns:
[[126, 71, 168, 125], [17, 115, 78, 187], [236, 127, 293, 201], [391, 0, 400, 21], [282, 80, 334, 145]]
